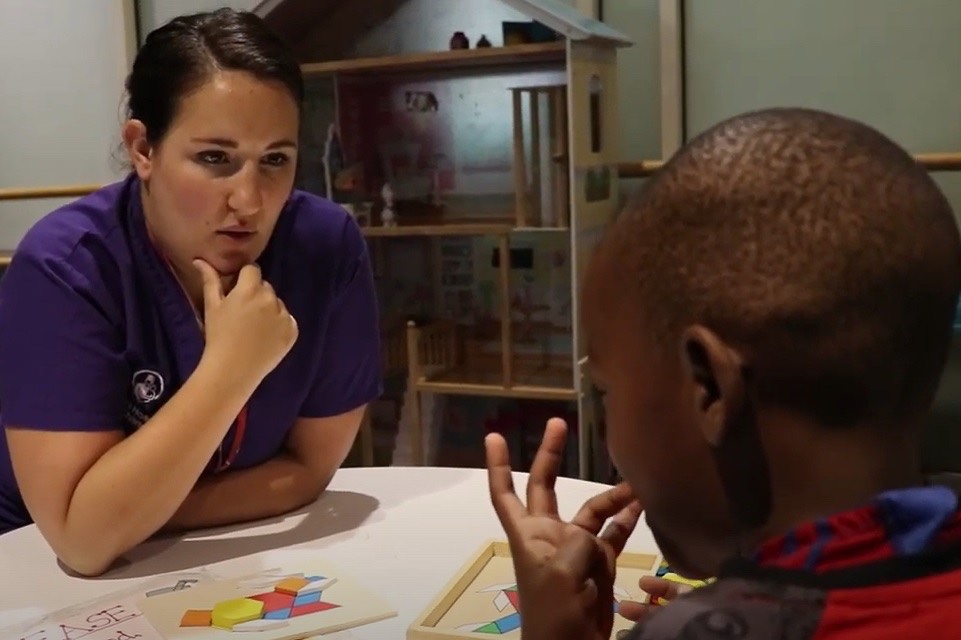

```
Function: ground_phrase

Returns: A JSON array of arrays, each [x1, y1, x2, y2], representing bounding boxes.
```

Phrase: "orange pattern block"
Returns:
[[275, 577, 311, 595], [180, 609, 213, 627]]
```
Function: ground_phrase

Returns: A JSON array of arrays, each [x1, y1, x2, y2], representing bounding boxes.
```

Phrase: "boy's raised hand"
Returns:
[[486, 418, 644, 640]]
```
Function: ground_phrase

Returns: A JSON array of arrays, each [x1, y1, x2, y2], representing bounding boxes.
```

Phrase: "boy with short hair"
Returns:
[[486, 107, 961, 639]]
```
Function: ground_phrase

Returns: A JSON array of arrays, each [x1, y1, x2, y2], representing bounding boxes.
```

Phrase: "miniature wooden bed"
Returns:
[[408, 540, 661, 640]]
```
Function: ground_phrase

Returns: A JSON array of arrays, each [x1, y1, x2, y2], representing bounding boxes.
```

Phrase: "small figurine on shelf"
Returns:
[[381, 182, 396, 227], [449, 31, 469, 49], [476, 35, 492, 48]]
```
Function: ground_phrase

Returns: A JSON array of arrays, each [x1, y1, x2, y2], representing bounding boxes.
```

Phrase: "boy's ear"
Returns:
[[681, 324, 772, 529], [680, 325, 745, 447]]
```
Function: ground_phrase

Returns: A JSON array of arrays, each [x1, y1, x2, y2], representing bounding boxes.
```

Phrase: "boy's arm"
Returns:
[[620, 578, 825, 640]]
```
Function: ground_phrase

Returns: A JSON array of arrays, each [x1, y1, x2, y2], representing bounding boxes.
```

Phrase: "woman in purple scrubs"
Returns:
[[0, 9, 382, 576]]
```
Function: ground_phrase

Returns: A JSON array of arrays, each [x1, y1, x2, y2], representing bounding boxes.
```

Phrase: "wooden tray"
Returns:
[[408, 540, 661, 640]]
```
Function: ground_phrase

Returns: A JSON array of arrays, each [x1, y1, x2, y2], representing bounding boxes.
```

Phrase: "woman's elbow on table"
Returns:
[[7, 427, 137, 576], [54, 541, 122, 577], [39, 504, 134, 577]]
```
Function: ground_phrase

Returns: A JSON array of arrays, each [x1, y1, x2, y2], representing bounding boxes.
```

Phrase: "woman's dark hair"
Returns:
[[125, 8, 303, 144]]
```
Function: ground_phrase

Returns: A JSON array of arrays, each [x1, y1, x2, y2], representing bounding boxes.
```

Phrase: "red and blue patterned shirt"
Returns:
[[626, 484, 961, 639]]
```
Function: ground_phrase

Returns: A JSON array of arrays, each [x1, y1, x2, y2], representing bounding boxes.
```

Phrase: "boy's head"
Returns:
[[583, 107, 961, 578]]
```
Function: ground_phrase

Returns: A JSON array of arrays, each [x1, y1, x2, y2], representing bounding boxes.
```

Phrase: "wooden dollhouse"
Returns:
[[254, 0, 633, 478]]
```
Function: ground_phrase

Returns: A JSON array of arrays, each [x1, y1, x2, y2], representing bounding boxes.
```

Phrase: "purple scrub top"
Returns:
[[0, 174, 383, 534]]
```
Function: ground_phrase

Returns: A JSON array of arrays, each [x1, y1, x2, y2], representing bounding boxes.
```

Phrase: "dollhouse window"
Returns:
[[589, 75, 602, 153]]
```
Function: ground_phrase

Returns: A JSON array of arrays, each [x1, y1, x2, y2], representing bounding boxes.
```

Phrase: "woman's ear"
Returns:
[[680, 324, 746, 447], [121, 119, 152, 180]]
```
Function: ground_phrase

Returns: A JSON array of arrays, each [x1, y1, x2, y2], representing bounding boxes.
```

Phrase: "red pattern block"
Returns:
[[248, 591, 296, 612], [290, 600, 340, 617]]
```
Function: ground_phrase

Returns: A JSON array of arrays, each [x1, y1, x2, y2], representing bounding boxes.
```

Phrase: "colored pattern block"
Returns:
[[264, 608, 293, 620], [290, 600, 340, 617], [179, 609, 212, 627], [232, 618, 290, 631], [468, 582, 633, 634], [293, 591, 322, 607], [298, 576, 337, 595], [211, 598, 264, 629], [177, 570, 343, 632], [465, 611, 521, 635], [649, 565, 713, 605], [275, 577, 310, 595], [494, 612, 520, 633], [249, 590, 295, 612]]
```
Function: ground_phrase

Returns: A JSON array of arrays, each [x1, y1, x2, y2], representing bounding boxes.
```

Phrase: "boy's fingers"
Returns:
[[599, 499, 643, 556], [639, 576, 686, 601], [485, 433, 527, 533], [616, 600, 654, 622], [526, 418, 567, 516], [570, 482, 638, 535]]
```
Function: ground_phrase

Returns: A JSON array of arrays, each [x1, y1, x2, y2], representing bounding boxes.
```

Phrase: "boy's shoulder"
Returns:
[[622, 577, 826, 640]]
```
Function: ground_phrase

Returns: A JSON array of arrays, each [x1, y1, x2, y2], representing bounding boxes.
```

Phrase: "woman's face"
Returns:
[[126, 70, 300, 284]]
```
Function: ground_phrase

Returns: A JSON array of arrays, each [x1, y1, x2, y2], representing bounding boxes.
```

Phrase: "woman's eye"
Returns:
[[197, 150, 228, 164], [262, 153, 290, 167]]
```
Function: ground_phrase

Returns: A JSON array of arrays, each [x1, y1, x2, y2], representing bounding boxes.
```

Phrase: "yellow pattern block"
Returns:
[[211, 597, 265, 629], [650, 572, 714, 605]]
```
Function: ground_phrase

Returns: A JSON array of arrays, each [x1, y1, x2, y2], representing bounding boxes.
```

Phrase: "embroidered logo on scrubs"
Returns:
[[131, 369, 164, 403]]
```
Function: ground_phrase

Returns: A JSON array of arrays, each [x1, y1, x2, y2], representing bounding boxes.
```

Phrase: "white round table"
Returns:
[[0, 466, 659, 637]]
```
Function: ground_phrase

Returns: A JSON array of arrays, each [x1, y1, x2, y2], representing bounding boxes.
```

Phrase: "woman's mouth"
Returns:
[[216, 228, 255, 242]]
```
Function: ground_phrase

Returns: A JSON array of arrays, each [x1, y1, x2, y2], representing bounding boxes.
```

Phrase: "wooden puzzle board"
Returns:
[[137, 558, 396, 639], [409, 540, 661, 640]]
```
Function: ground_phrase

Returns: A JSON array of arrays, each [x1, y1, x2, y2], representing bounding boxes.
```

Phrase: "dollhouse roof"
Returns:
[[497, 0, 632, 46], [252, 0, 632, 62]]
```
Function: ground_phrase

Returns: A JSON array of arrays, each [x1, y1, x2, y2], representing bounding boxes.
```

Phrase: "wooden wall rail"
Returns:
[[0, 184, 102, 202], [618, 151, 961, 179], [1, 151, 959, 201]]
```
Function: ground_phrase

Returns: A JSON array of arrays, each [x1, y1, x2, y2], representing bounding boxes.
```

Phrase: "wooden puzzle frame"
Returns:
[[407, 540, 660, 640]]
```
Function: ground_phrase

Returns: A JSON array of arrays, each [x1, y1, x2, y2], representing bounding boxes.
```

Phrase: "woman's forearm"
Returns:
[[58, 353, 259, 575], [161, 453, 325, 534]]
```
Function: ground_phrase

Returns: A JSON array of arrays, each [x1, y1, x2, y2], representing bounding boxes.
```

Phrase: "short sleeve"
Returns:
[[0, 252, 128, 431], [298, 226, 383, 418]]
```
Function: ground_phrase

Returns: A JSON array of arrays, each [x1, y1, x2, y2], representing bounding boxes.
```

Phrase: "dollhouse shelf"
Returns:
[[415, 360, 577, 401], [362, 219, 515, 237], [407, 320, 577, 399], [301, 42, 566, 77]]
